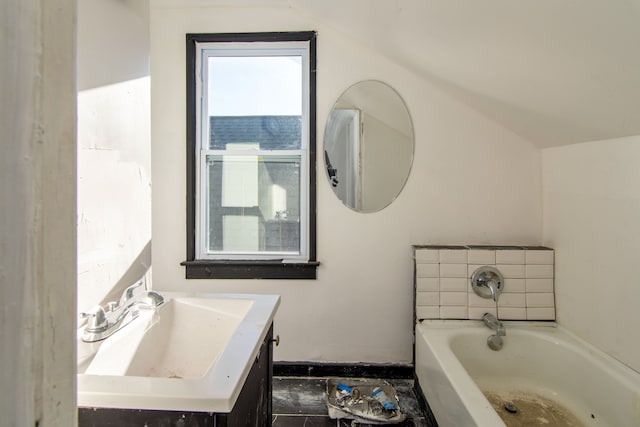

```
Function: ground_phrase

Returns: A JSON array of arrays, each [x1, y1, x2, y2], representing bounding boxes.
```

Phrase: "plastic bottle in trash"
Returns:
[[371, 387, 397, 411], [336, 383, 352, 394]]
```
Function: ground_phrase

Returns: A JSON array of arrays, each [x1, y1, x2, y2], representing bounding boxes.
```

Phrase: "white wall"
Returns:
[[150, 3, 541, 363], [542, 135, 640, 373], [77, 0, 152, 315], [1, 0, 76, 424]]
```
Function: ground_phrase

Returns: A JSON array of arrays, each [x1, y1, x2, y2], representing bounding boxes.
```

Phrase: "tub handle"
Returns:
[[471, 266, 504, 302]]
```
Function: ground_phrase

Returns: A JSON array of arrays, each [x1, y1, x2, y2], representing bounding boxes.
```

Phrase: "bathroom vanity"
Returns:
[[77, 293, 280, 427], [78, 325, 273, 426]]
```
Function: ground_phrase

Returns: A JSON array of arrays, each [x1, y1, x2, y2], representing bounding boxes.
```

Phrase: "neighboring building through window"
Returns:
[[183, 32, 317, 279]]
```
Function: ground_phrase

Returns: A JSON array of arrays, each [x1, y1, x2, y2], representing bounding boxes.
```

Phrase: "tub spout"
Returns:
[[483, 313, 505, 336], [483, 313, 506, 351]]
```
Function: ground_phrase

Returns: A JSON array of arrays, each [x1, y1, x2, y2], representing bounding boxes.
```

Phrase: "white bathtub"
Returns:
[[415, 320, 640, 427]]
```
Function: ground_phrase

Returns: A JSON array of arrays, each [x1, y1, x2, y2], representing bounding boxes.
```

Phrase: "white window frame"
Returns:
[[194, 41, 311, 262]]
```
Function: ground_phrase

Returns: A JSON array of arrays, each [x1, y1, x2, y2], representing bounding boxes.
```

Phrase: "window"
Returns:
[[183, 32, 318, 279]]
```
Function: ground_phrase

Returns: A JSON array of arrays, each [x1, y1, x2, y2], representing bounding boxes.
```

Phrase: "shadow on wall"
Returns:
[[100, 240, 153, 305]]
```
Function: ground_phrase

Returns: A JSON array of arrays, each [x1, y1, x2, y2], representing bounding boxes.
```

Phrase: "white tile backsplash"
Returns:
[[468, 249, 496, 264], [416, 291, 439, 306], [525, 292, 555, 307], [468, 292, 497, 308], [503, 278, 526, 293], [497, 293, 526, 307], [439, 249, 468, 264], [440, 263, 468, 278], [416, 263, 439, 278], [526, 250, 554, 265], [414, 246, 555, 321], [416, 277, 439, 292], [496, 250, 525, 264], [526, 264, 554, 278], [496, 264, 525, 278], [527, 307, 555, 320], [439, 277, 468, 292], [416, 306, 439, 319], [498, 307, 527, 320], [468, 307, 497, 319], [439, 306, 468, 319], [440, 292, 468, 306], [415, 248, 439, 263]]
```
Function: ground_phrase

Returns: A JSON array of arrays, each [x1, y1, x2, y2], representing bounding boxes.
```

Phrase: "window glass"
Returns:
[[204, 154, 301, 254], [196, 41, 309, 261], [209, 116, 302, 151], [208, 56, 302, 117]]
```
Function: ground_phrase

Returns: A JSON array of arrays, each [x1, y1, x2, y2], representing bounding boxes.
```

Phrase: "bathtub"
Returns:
[[415, 320, 640, 427]]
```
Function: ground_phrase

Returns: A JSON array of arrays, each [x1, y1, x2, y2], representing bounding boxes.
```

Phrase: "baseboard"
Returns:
[[273, 362, 414, 379]]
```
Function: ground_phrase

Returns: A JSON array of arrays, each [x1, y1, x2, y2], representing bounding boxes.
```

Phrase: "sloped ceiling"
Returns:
[[289, 0, 640, 148]]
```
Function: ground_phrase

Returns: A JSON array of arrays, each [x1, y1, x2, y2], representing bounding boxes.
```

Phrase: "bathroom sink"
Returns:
[[77, 293, 280, 412], [84, 297, 252, 378], [128, 297, 252, 378]]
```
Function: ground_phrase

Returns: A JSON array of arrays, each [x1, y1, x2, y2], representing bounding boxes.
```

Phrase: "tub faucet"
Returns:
[[485, 280, 499, 302], [471, 266, 504, 303], [483, 313, 505, 336], [81, 280, 164, 343], [483, 313, 505, 351]]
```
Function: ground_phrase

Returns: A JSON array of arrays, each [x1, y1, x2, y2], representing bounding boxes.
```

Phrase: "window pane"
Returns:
[[205, 154, 301, 255], [209, 115, 302, 150], [208, 56, 302, 150]]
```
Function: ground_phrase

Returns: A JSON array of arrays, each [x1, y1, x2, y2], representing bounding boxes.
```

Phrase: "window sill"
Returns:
[[181, 260, 320, 280]]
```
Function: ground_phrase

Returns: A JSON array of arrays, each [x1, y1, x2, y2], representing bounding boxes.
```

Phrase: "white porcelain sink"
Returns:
[[77, 293, 279, 413]]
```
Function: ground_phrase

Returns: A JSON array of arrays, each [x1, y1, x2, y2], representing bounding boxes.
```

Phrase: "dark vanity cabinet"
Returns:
[[217, 324, 273, 426], [78, 325, 274, 427]]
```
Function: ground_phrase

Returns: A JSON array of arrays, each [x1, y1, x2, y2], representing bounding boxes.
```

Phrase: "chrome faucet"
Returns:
[[484, 280, 499, 302], [483, 312, 505, 336], [471, 266, 504, 303], [483, 312, 506, 351], [81, 280, 164, 342]]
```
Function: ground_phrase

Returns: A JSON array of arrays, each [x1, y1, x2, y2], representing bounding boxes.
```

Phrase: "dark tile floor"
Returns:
[[272, 377, 437, 426]]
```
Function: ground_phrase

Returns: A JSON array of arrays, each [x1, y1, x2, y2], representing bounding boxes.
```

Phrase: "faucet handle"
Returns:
[[119, 279, 145, 305], [471, 266, 504, 302], [81, 305, 108, 332]]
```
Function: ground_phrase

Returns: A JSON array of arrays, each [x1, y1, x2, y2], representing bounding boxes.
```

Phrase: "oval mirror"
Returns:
[[323, 80, 414, 213]]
